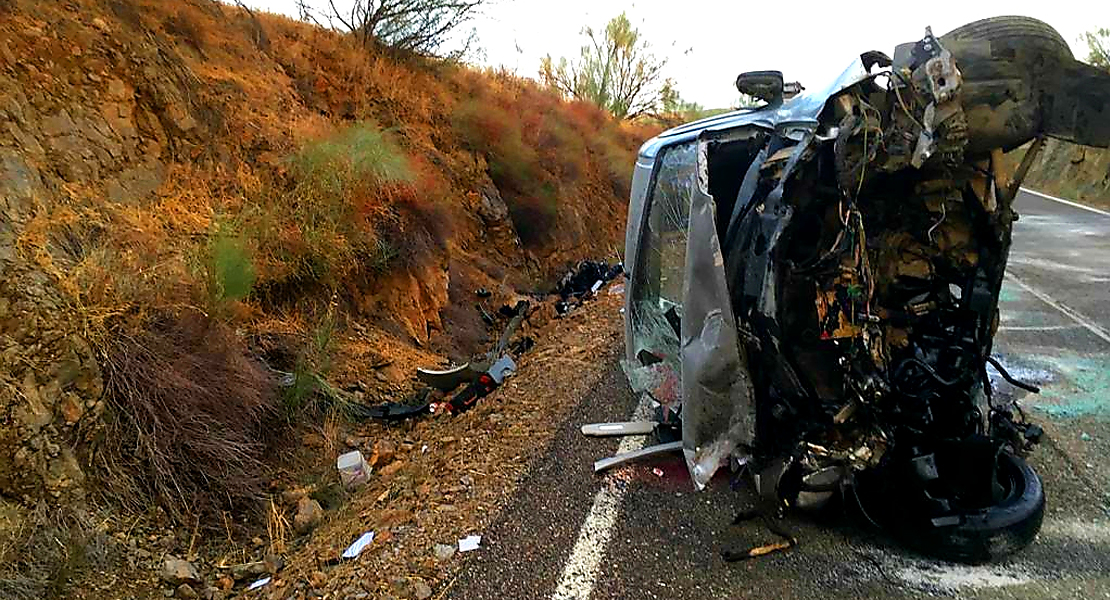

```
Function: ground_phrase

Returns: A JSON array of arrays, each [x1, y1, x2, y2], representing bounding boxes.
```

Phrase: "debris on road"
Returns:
[[593, 440, 683, 473], [341, 531, 376, 559], [417, 363, 478, 392], [581, 421, 656, 437], [337, 450, 371, 488], [458, 535, 482, 552], [721, 511, 798, 562]]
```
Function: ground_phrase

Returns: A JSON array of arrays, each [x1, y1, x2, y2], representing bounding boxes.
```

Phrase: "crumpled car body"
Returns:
[[622, 17, 1110, 561]]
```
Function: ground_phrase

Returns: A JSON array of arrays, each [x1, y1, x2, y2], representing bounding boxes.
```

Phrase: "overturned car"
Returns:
[[621, 17, 1110, 561]]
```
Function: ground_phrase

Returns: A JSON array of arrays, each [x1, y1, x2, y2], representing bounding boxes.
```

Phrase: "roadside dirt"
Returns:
[[255, 287, 626, 600]]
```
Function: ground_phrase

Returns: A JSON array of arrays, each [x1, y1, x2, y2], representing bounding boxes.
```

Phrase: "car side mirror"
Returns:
[[736, 70, 785, 105]]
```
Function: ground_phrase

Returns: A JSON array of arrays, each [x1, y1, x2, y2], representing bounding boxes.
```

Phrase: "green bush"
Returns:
[[289, 122, 413, 195], [204, 220, 256, 309], [253, 122, 416, 291]]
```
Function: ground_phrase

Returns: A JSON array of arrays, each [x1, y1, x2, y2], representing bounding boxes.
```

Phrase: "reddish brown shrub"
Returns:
[[98, 312, 276, 521]]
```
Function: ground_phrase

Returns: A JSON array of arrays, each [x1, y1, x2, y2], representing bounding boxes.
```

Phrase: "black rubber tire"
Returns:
[[940, 17, 1081, 153], [908, 451, 1045, 563], [941, 16, 1072, 61]]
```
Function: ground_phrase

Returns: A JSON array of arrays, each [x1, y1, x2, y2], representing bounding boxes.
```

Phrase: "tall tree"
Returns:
[[540, 13, 667, 119], [1084, 28, 1109, 70], [298, 0, 483, 57]]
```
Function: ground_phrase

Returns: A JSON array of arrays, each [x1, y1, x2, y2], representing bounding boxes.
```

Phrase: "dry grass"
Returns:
[[0, 504, 116, 600], [6, 0, 651, 536], [97, 311, 277, 521]]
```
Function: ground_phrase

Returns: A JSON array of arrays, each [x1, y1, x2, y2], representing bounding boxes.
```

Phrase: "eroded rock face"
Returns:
[[0, 8, 210, 506]]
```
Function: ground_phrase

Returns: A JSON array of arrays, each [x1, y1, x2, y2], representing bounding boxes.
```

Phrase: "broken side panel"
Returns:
[[680, 136, 755, 490]]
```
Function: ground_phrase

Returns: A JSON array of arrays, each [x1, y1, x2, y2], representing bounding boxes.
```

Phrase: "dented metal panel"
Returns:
[[679, 136, 754, 489]]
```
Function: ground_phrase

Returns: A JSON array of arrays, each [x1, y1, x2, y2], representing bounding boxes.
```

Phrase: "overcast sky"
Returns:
[[251, 0, 1108, 109]]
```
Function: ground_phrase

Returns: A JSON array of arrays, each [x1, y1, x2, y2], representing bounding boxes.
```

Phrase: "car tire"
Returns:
[[942, 16, 1072, 61], [940, 17, 1109, 153], [941, 17, 1068, 154], [902, 451, 1045, 563]]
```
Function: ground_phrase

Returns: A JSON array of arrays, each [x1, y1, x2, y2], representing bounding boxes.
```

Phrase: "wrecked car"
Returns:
[[621, 17, 1110, 561]]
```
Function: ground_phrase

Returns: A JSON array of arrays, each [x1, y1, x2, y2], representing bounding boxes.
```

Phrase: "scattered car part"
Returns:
[[341, 532, 376, 559], [557, 260, 624, 300], [352, 401, 432, 422], [593, 440, 683, 473], [417, 363, 478, 392], [581, 421, 657, 437], [721, 510, 798, 562], [487, 355, 517, 384]]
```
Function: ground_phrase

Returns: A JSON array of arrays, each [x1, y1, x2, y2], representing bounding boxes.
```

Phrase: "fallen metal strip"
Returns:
[[581, 421, 657, 437], [593, 441, 683, 473]]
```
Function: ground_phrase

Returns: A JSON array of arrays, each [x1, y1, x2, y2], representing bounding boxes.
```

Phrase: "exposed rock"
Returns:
[[369, 439, 396, 467], [175, 583, 198, 599], [433, 543, 455, 561], [59, 393, 83, 423], [263, 553, 284, 574], [476, 185, 509, 224], [293, 497, 323, 534], [412, 579, 433, 600], [91, 17, 112, 34], [377, 460, 405, 480], [162, 556, 199, 584], [229, 561, 266, 581]]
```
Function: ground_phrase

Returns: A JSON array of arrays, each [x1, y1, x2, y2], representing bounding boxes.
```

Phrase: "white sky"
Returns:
[[252, 0, 1108, 108]]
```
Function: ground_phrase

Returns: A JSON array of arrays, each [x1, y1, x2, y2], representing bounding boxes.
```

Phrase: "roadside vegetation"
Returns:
[[24, 0, 652, 527], [0, 1, 664, 596]]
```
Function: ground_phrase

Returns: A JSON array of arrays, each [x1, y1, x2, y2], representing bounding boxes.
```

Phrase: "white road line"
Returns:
[[551, 394, 654, 600], [1005, 274, 1110, 345], [1020, 187, 1110, 218], [997, 325, 1081, 332]]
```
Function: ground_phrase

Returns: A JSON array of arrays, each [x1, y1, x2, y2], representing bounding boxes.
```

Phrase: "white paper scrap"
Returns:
[[342, 531, 376, 559], [458, 535, 481, 552], [247, 577, 271, 591]]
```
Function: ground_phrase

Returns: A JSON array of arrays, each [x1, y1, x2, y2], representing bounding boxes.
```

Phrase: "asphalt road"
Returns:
[[447, 189, 1110, 600]]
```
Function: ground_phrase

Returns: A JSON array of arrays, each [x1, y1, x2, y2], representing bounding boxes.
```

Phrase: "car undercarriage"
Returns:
[[619, 17, 1110, 561]]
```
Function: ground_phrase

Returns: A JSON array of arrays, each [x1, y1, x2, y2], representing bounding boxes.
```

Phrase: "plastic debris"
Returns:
[[458, 535, 481, 552], [652, 467, 665, 477], [247, 577, 271, 591], [488, 355, 517, 384], [1081, 432, 1092, 441], [342, 531, 375, 559], [417, 363, 478, 392], [337, 450, 371, 488]]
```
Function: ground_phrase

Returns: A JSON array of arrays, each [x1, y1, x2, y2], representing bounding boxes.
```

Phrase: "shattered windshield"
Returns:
[[626, 142, 696, 399]]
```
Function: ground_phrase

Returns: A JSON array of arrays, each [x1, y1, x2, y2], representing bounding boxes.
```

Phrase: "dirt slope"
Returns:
[[0, 0, 652, 597]]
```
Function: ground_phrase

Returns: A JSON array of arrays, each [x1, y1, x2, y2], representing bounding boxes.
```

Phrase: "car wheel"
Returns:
[[942, 16, 1072, 60], [942, 17, 1110, 153], [913, 450, 1045, 562], [861, 449, 1046, 563]]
